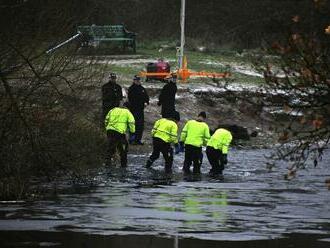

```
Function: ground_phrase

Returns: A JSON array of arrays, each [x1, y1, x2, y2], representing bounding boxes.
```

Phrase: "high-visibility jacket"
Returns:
[[207, 128, 232, 154], [105, 107, 135, 134], [152, 118, 178, 143], [180, 120, 210, 147]]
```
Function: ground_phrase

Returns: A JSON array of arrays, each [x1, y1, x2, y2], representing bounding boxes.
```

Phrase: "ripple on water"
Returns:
[[0, 148, 329, 242]]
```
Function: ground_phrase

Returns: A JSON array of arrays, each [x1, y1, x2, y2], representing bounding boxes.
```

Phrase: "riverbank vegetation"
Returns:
[[254, 3, 330, 173], [0, 1, 108, 199]]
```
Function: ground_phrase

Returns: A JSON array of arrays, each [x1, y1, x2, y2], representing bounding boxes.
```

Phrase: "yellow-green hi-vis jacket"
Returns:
[[105, 107, 135, 134], [152, 118, 178, 144], [207, 128, 233, 154], [180, 120, 210, 147]]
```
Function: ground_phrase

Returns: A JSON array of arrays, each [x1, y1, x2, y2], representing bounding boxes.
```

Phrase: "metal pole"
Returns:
[[179, 0, 186, 69]]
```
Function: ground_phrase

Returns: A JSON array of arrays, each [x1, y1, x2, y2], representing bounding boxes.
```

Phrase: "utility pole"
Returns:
[[178, 0, 186, 69]]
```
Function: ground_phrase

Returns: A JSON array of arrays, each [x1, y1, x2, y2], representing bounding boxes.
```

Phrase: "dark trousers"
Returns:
[[131, 110, 144, 142], [206, 146, 224, 174], [183, 144, 203, 174], [146, 137, 173, 172], [106, 130, 128, 167]]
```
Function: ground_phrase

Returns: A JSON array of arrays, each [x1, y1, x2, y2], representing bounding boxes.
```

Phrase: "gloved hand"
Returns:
[[174, 143, 180, 154], [129, 133, 136, 143], [221, 154, 228, 165], [179, 141, 185, 153]]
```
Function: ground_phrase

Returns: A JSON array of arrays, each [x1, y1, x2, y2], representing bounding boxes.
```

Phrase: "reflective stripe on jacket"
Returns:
[[152, 118, 178, 143], [207, 128, 232, 154], [180, 120, 210, 147], [105, 107, 135, 134]]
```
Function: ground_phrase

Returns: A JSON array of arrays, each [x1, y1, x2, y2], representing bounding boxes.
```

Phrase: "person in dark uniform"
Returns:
[[127, 75, 149, 145], [158, 74, 177, 118], [102, 73, 123, 119]]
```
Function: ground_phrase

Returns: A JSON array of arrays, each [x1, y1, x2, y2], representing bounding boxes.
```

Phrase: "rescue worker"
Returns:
[[104, 102, 135, 167], [146, 111, 180, 173], [206, 127, 233, 175], [180, 111, 210, 174], [158, 74, 177, 118], [102, 73, 123, 118], [127, 75, 149, 145]]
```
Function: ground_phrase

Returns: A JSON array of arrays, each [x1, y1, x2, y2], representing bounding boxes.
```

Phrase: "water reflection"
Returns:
[[0, 148, 329, 247], [154, 189, 228, 229]]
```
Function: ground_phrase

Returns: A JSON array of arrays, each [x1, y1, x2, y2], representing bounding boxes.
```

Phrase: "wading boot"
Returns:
[[182, 164, 191, 174], [192, 165, 201, 174], [165, 165, 172, 174], [146, 159, 153, 168]]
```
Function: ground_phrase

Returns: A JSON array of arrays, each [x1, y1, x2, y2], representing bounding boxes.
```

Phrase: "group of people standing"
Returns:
[[102, 72, 232, 176]]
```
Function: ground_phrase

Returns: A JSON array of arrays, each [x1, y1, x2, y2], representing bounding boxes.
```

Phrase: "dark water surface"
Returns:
[[0, 149, 329, 247]]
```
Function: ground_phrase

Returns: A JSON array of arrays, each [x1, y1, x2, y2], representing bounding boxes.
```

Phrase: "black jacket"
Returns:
[[128, 84, 149, 113], [102, 82, 123, 115], [158, 81, 177, 114]]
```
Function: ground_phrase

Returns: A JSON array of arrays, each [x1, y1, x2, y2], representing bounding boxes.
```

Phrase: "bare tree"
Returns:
[[254, 1, 330, 174], [0, 1, 106, 199]]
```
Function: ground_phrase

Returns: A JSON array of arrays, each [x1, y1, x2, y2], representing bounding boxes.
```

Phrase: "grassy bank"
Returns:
[[82, 41, 267, 85]]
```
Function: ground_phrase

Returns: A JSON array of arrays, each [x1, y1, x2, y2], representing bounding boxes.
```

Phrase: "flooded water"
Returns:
[[0, 148, 329, 247]]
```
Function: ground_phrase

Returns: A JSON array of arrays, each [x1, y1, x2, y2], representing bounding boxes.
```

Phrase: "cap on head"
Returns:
[[109, 73, 117, 79], [133, 75, 141, 81], [171, 73, 177, 79], [170, 73, 177, 83], [165, 73, 177, 81], [164, 75, 171, 80], [198, 111, 207, 119]]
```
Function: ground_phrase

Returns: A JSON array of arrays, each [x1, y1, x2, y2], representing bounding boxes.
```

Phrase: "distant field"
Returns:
[[80, 44, 268, 85]]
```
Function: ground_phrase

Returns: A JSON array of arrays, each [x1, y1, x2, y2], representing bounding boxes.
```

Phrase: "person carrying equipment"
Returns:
[[102, 73, 123, 118], [127, 75, 149, 145], [180, 111, 210, 174], [104, 102, 135, 167], [206, 128, 232, 175], [158, 74, 177, 118], [146, 111, 180, 173]]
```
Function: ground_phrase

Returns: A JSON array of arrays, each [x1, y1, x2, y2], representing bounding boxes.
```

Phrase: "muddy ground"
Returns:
[[79, 78, 284, 156]]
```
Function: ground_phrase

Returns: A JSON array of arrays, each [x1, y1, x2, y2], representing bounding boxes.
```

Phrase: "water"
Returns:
[[0, 148, 329, 247]]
